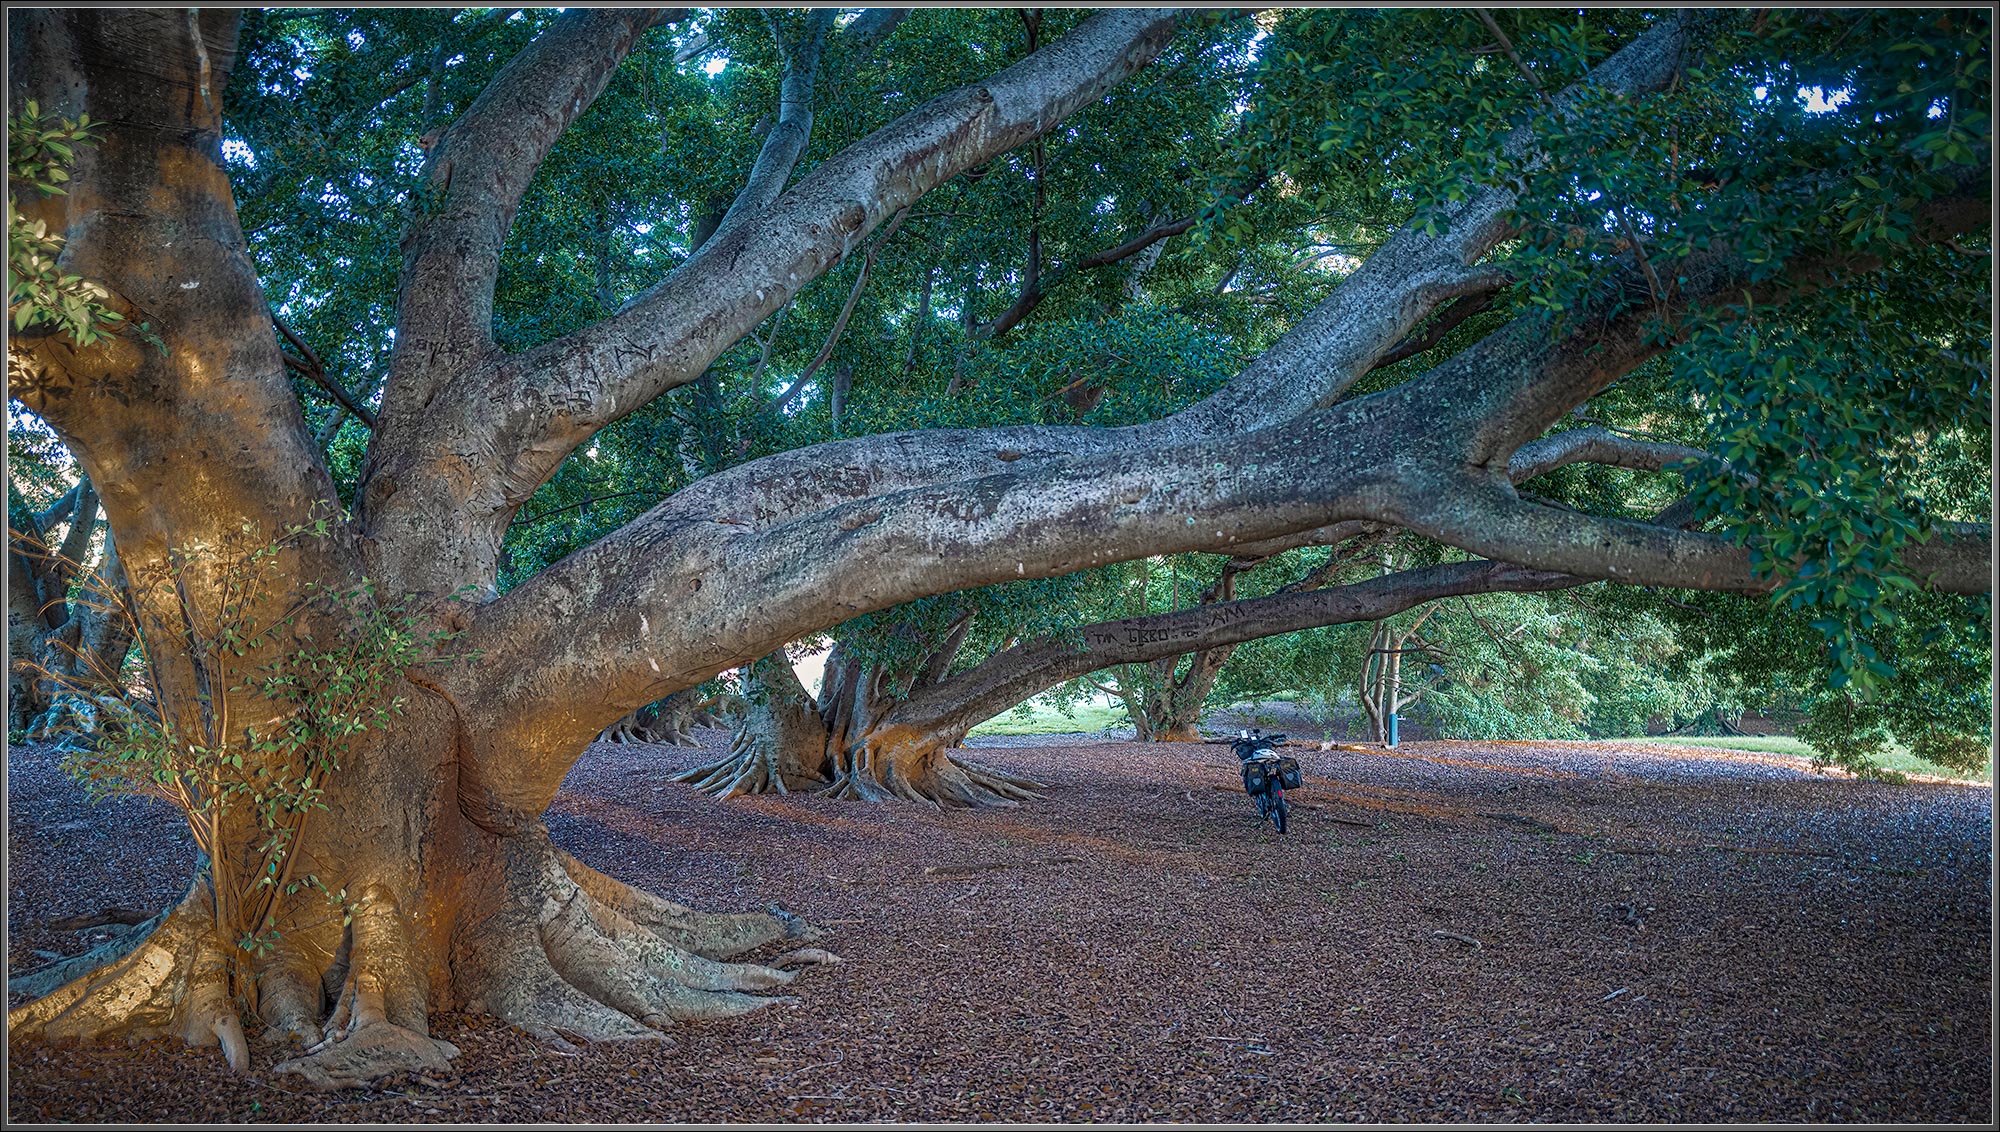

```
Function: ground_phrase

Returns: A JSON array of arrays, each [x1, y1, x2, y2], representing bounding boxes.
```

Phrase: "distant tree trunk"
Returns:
[[672, 649, 832, 796], [8, 474, 139, 737], [1359, 602, 1437, 745], [1127, 556, 1263, 741], [6, 560, 54, 731], [1134, 646, 1232, 742], [598, 688, 707, 746]]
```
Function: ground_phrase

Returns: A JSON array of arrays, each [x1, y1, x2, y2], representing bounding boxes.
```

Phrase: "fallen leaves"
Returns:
[[6, 732, 1991, 1123]]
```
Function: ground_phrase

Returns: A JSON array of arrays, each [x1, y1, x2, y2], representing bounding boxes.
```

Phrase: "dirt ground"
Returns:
[[6, 731, 1992, 1123]]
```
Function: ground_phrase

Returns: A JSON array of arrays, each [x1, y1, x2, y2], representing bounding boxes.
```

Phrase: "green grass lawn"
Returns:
[[968, 700, 1131, 737], [1620, 734, 1992, 784]]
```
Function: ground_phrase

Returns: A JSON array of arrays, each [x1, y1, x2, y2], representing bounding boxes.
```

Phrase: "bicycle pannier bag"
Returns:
[[1276, 757, 1303, 790], [1241, 761, 1272, 795]]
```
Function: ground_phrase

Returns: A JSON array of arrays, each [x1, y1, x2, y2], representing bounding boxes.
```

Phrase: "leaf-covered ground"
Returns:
[[7, 730, 1991, 1123]]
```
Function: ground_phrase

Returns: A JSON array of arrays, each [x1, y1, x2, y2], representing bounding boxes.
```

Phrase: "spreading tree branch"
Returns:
[[274, 314, 379, 429]]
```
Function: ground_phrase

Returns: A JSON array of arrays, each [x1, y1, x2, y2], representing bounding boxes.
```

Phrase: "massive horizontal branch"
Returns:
[[874, 557, 1591, 745], [1397, 481, 1993, 597], [424, 10, 1995, 825], [452, 169, 1993, 813], [1376, 186, 1993, 593], [359, 10, 1710, 606], [516, 10, 1715, 569]]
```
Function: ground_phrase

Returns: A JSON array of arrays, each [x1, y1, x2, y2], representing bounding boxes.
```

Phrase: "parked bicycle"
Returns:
[[1221, 729, 1302, 834]]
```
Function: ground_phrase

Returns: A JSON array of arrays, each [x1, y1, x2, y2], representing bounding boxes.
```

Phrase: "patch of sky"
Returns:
[[704, 56, 727, 76], [222, 138, 257, 167], [346, 30, 364, 50], [1801, 85, 1852, 114]]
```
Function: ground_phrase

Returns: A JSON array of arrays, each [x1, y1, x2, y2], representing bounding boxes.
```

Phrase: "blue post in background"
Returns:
[[1386, 712, 1400, 748]]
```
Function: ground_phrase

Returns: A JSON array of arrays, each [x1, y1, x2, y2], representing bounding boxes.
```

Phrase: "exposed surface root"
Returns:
[[255, 952, 327, 1049], [274, 883, 457, 1090], [771, 947, 843, 970], [558, 849, 819, 958], [11, 826, 838, 1088], [599, 708, 702, 747], [455, 831, 832, 1049], [8, 905, 167, 1003], [7, 885, 241, 1061], [671, 721, 828, 799], [823, 740, 1045, 808], [273, 1017, 461, 1090]]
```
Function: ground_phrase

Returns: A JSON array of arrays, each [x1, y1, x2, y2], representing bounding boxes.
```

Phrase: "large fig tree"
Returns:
[[7, 6, 1987, 1089]]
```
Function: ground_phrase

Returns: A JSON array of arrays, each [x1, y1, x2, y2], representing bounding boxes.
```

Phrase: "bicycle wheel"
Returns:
[[1270, 795, 1289, 835]]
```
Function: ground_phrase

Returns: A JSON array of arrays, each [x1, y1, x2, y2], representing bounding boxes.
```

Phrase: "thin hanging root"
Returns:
[[274, 884, 458, 1091]]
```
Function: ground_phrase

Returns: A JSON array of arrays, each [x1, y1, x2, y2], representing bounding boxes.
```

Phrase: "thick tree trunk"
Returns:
[[7, 8, 834, 1088], [1136, 644, 1233, 742], [10, 711, 825, 1086], [1128, 556, 1262, 741], [6, 579, 54, 731], [673, 649, 833, 796], [8, 474, 139, 738], [813, 640, 1042, 805]]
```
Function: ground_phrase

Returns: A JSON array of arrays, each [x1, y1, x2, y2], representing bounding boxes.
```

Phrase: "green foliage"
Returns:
[[6, 103, 138, 351], [1215, 8, 1991, 698], [1655, 585, 1991, 778], [196, 8, 1987, 773]]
